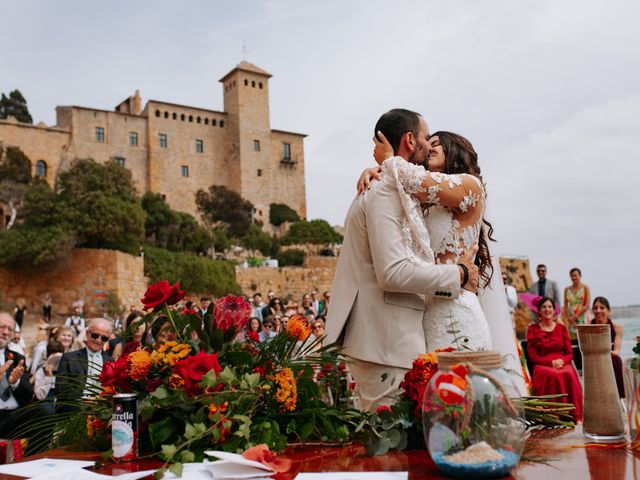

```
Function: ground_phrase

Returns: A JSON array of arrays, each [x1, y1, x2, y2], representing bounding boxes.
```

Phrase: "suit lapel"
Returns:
[[80, 348, 89, 375]]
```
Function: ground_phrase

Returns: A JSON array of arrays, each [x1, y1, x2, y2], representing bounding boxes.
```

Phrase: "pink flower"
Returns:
[[213, 295, 252, 332]]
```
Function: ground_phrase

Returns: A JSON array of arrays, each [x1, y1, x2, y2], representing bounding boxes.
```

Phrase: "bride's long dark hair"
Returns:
[[431, 131, 495, 287]]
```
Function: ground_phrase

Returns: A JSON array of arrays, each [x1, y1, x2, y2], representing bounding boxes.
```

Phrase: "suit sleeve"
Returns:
[[365, 176, 460, 297], [55, 352, 72, 401], [7, 353, 33, 406]]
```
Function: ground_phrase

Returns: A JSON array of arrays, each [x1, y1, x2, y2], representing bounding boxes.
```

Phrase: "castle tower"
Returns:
[[219, 62, 273, 224]]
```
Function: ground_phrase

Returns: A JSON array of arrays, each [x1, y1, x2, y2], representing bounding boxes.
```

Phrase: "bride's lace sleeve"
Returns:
[[393, 157, 484, 212]]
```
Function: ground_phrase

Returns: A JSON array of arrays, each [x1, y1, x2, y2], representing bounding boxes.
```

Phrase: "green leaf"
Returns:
[[244, 373, 261, 388], [168, 462, 183, 477], [218, 366, 236, 385], [150, 386, 169, 400], [180, 450, 196, 463], [382, 429, 402, 448], [160, 444, 178, 461], [149, 416, 182, 450], [299, 422, 314, 440], [184, 422, 196, 440], [100, 449, 113, 463], [194, 423, 207, 434], [200, 369, 219, 389]]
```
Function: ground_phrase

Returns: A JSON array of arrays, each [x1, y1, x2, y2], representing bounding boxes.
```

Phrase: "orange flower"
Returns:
[[100, 386, 116, 397], [168, 373, 185, 389], [128, 350, 152, 380], [274, 368, 297, 411], [286, 315, 311, 342]]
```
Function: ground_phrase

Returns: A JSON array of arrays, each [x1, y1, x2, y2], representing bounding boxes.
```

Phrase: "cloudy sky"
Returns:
[[2, 1, 639, 306]]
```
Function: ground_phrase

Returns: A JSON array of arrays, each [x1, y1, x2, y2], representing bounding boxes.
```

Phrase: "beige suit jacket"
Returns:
[[325, 174, 460, 369]]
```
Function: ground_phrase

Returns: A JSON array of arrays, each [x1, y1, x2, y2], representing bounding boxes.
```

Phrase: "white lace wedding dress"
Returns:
[[383, 156, 492, 352]]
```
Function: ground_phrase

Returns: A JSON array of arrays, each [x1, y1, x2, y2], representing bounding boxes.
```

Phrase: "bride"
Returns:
[[365, 130, 494, 352]]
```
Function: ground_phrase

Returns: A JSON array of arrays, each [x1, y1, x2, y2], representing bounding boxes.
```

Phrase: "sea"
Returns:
[[616, 316, 640, 360]]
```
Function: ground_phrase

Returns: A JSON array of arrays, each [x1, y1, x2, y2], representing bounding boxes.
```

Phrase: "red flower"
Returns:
[[172, 351, 222, 396], [242, 444, 292, 473], [247, 331, 260, 343], [100, 356, 131, 391], [140, 280, 186, 313], [376, 405, 392, 414], [253, 365, 266, 377], [182, 307, 197, 316], [213, 295, 252, 332]]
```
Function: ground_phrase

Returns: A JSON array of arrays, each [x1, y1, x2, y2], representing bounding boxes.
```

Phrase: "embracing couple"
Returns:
[[325, 108, 522, 411]]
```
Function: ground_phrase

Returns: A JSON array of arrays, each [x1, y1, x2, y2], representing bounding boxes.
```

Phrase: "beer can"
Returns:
[[112, 393, 138, 460]]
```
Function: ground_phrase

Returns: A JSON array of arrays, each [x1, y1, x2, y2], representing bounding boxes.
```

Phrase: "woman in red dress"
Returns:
[[526, 297, 583, 421]]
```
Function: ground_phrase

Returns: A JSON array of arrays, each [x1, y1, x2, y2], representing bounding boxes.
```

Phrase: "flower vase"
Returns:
[[623, 336, 640, 442], [422, 351, 526, 479], [577, 324, 625, 442]]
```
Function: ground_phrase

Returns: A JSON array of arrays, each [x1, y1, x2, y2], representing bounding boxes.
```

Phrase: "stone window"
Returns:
[[282, 143, 291, 161], [129, 132, 138, 146], [181, 114, 185, 121], [95, 127, 105, 142], [197, 116, 202, 124], [173, 112, 177, 120], [35, 160, 47, 178], [257, 169, 262, 177], [252, 80, 256, 87], [254, 140, 260, 151], [161, 194, 166, 200], [196, 139, 204, 153], [113, 156, 126, 167], [244, 79, 248, 86], [220, 120, 224, 128], [259, 82, 263, 89], [189, 115, 193, 123], [155, 110, 160, 117], [181, 165, 189, 177], [212, 119, 217, 126], [205, 118, 209, 125], [164, 111, 169, 119], [159, 133, 168, 148]]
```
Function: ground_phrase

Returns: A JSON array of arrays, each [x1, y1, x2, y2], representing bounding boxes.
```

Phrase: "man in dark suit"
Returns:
[[0, 312, 33, 437], [56, 318, 113, 410]]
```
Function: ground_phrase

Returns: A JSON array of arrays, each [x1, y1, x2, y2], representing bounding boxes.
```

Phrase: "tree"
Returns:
[[281, 219, 343, 245], [141, 193, 211, 254], [57, 158, 145, 254], [269, 203, 300, 226], [0, 146, 33, 229], [196, 185, 253, 238], [0, 225, 75, 270], [241, 224, 273, 256], [0, 90, 33, 123]]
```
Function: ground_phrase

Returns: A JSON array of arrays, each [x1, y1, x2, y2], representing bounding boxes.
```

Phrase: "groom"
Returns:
[[325, 108, 479, 412]]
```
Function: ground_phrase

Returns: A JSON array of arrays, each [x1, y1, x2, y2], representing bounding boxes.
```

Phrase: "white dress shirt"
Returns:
[[83, 349, 103, 397]]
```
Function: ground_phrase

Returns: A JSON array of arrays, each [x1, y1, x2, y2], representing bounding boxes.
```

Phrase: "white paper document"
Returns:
[[203, 451, 274, 478], [0, 458, 95, 477], [30, 468, 157, 480], [295, 473, 408, 480]]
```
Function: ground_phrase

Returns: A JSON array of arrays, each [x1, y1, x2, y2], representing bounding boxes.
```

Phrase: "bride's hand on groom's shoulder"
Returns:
[[373, 131, 394, 165], [356, 166, 382, 196]]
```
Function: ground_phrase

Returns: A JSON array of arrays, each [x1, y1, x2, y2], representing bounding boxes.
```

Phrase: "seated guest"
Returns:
[[122, 313, 149, 356], [0, 312, 33, 437], [237, 317, 262, 342], [592, 296, 625, 397], [56, 318, 113, 408], [34, 341, 65, 413], [152, 315, 176, 347], [526, 297, 583, 422], [259, 317, 277, 343]]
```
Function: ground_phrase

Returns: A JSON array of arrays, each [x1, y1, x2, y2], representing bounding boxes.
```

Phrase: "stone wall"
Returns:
[[235, 255, 337, 300], [0, 248, 146, 322]]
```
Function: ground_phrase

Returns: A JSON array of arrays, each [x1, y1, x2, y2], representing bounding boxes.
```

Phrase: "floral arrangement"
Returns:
[[48, 281, 364, 477]]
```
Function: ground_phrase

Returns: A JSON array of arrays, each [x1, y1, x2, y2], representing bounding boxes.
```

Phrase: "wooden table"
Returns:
[[2, 427, 637, 479]]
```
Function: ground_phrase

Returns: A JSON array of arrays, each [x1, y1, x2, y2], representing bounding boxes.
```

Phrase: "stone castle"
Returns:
[[0, 61, 307, 224]]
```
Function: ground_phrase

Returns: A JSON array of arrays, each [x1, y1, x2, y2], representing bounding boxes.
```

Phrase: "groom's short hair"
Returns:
[[374, 109, 422, 153]]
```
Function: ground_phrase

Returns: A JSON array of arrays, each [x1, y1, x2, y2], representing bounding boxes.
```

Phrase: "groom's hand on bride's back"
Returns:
[[459, 245, 479, 292]]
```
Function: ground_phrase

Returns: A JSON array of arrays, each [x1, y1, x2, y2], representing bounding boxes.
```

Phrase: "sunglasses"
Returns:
[[90, 332, 109, 342], [263, 324, 273, 329]]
